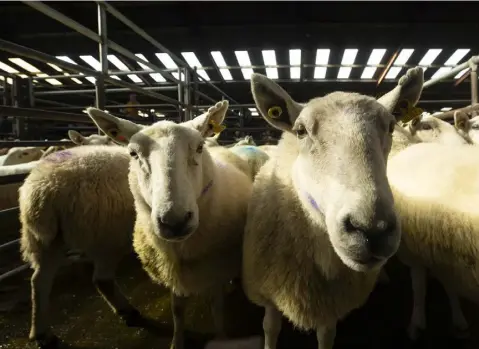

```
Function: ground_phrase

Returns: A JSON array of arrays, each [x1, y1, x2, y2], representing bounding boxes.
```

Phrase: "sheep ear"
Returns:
[[454, 111, 471, 132], [377, 67, 424, 121], [185, 100, 228, 138], [86, 107, 143, 145], [251, 73, 303, 133], [68, 130, 85, 145]]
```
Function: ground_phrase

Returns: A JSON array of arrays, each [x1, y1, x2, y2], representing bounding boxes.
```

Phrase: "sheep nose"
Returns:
[[158, 211, 194, 240], [342, 214, 399, 258]]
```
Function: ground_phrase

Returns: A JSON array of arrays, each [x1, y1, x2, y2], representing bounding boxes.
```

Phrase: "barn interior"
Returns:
[[1, 1, 479, 349]]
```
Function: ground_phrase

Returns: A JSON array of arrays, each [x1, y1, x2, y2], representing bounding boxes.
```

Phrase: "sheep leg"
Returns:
[[443, 284, 469, 338], [92, 258, 142, 327], [29, 248, 63, 348], [407, 265, 427, 341], [171, 292, 187, 349], [263, 305, 282, 349], [211, 287, 226, 339], [316, 325, 336, 349]]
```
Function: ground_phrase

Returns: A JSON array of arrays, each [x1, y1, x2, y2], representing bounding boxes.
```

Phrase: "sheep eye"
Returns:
[[295, 124, 307, 139], [129, 151, 138, 159]]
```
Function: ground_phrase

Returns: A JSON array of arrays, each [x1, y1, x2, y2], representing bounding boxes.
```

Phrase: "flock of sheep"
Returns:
[[2, 66, 479, 349]]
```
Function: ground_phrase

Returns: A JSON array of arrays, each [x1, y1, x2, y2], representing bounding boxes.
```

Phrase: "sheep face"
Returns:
[[454, 111, 479, 144], [3, 147, 44, 165], [87, 101, 229, 243], [250, 68, 424, 272], [68, 129, 115, 146], [409, 113, 468, 145]]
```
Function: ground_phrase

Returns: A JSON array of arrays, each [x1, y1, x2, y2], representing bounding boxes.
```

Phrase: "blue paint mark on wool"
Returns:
[[235, 146, 259, 154], [44, 150, 74, 163]]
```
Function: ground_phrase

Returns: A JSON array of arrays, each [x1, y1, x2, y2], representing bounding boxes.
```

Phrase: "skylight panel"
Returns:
[[135, 53, 166, 82], [455, 68, 469, 79], [431, 49, 470, 79], [337, 49, 358, 79], [47, 63, 63, 72], [210, 51, 233, 81], [80, 55, 101, 71], [360, 49, 386, 79], [36, 73, 63, 86], [385, 49, 415, 79], [156, 53, 183, 80], [0, 76, 13, 85], [314, 49, 330, 79], [107, 55, 141, 83], [261, 50, 278, 80], [63, 72, 83, 84], [234, 51, 254, 80], [289, 49, 301, 79], [418, 49, 442, 73], [9, 58, 40, 73], [56, 56, 78, 65], [0, 61, 19, 74], [181, 52, 210, 81]]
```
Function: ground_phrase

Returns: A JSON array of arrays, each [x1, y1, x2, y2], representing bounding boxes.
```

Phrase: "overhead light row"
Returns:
[[0, 49, 472, 86]]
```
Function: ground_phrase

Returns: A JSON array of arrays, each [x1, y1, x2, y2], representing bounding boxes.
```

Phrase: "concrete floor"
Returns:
[[1, 238, 479, 349]]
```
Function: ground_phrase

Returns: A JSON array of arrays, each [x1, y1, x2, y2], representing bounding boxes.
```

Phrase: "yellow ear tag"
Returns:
[[267, 106, 283, 119], [399, 100, 424, 123], [208, 119, 226, 134]]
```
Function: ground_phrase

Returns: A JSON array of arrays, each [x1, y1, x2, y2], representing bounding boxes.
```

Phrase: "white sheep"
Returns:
[[405, 112, 470, 145], [19, 145, 146, 349], [454, 111, 479, 144], [0, 146, 44, 166], [0, 160, 40, 211], [226, 135, 257, 148], [241, 67, 424, 349], [387, 142, 479, 341], [228, 145, 270, 180], [86, 100, 253, 349], [257, 145, 278, 157], [67, 129, 114, 146]]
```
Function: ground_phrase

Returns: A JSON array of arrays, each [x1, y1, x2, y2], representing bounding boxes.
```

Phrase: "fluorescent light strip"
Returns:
[[431, 49, 470, 80], [0, 61, 19, 74], [181, 52, 210, 81], [234, 51, 254, 80], [338, 49, 358, 79], [289, 49, 301, 79], [107, 55, 142, 83], [385, 49, 415, 79], [9, 58, 40, 73], [64, 72, 83, 84], [0, 76, 13, 85], [36, 73, 63, 86], [314, 49, 330, 79], [210, 51, 233, 81], [135, 54, 166, 82], [261, 50, 279, 79], [418, 49, 442, 73], [360, 49, 386, 79], [156, 53, 183, 81], [248, 108, 256, 112], [47, 63, 63, 72]]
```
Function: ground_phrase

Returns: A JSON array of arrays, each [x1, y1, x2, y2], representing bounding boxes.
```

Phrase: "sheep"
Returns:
[[454, 111, 479, 144], [0, 160, 40, 211], [205, 133, 222, 147], [226, 135, 257, 148], [228, 145, 270, 180], [67, 129, 114, 146], [86, 100, 253, 349], [257, 145, 277, 157], [19, 144, 145, 349], [405, 112, 470, 145], [241, 67, 424, 349], [386, 142, 479, 341], [0, 146, 44, 166]]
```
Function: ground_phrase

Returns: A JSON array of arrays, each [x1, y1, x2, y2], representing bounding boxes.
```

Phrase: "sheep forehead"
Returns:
[[299, 92, 391, 131], [132, 122, 201, 151]]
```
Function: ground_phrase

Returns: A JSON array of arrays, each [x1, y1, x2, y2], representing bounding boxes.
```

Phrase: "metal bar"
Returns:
[[0, 38, 182, 104], [23, 1, 179, 84], [96, 2, 108, 110], [195, 90, 216, 104], [0, 238, 19, 251], [0, 106, 91, 124], [0, 264, 30, 283], [99, 1, 239, 104], [423, 56, 479, 89], [434, 103, 479, 120], [377, 48, 399, 87], [34, 86, 178, 96], [470, 67, 478, 105], [183, 68, 191, 120], [35, 98, 82, 108], [454, 69, 471, 87], [0, 140, 74, 147]]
